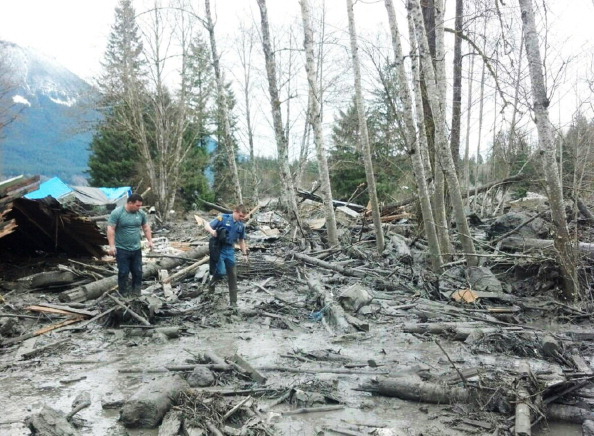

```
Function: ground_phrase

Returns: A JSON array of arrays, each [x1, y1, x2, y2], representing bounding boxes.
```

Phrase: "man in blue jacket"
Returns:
[[204, 204, 249, 307]]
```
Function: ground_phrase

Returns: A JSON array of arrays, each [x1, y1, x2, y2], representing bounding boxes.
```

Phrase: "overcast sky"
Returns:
[[0, 0, 592, 79], [0, 0, 390, 81], [1, 0, 593, 158]]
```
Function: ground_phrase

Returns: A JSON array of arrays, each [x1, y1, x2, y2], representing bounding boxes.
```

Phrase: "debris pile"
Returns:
[[1, 194, 594, 435]]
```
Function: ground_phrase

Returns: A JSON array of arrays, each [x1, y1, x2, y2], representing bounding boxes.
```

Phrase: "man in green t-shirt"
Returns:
[[107, 193, 154, 296]]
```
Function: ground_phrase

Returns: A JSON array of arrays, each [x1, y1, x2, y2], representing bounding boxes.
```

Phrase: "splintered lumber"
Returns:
[[59, 245, 209, 302], [120, 375, 189, 428], [231, 354, 267, 384], [30, 303, 96, 317], [357, 376, 470, 404], [26, 305, 91, 318]]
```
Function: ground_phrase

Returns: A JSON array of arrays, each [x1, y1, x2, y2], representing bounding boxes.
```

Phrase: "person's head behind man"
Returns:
[[126, 193, 144, 213], [233, 204, 247, 222]]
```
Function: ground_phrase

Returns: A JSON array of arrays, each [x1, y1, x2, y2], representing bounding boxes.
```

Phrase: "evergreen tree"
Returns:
[[99, 0, 146, 103], [88, 0, 146, 188], [87, 110, 139, 187], [212, 81, 240, 203], [329, 90, 408, 203]]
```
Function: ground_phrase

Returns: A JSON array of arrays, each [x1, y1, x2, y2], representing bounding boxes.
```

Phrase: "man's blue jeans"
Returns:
[[116, 248, 143, 294], [214, 245, 236, 278]]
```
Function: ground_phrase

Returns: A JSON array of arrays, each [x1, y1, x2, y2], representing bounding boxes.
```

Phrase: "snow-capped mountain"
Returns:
[[0, 40, 100, 182]]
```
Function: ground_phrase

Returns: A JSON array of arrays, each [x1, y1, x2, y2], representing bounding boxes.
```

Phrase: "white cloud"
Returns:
[[12, 95, 31, 106]]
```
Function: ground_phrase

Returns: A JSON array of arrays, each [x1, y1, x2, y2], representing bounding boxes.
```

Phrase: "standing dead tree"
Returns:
[[256, 0, 302, 230], [408, 0, 478, 267], [384, 0, 442, 271], [518, 0, 578, 299], [299, 0, 339, 247], [345, 0, 385, 254]]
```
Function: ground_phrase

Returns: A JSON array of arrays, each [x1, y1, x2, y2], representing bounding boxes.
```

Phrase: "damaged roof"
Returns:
[[0, 176, 107, 258]]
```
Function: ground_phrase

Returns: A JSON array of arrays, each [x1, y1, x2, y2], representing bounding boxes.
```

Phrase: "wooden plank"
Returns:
[[0, 220, 18, 238], [33, 303, 96, 317], [26, 305, 90, 317], [34, 317, 84, 335]]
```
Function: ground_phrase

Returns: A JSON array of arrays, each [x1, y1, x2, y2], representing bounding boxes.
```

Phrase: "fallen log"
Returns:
[[120, 375, 189, 428], [514, 362, 533, 436], [546, 403, 594, 423], [293, 252, 365, 278], [59, 245, 209, 302], [357, 376, 471, 404], [401, 321, 522, 341], [499, 236, 594, 254]]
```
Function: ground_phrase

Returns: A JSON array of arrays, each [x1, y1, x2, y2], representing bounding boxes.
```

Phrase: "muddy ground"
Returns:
[[0, 208, 591, 435]]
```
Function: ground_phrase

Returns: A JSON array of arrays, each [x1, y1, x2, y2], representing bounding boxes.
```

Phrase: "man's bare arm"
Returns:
[[107, 225, 116, 256]]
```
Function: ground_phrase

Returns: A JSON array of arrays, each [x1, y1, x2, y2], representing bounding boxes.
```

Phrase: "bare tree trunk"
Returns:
[[417, 0, 451, 262], [256, 0, 302, 228], [345, 0, 385, 254], [408, 0, 477, 266], [463, 39, 475, 202], [299, 0, 339, 247], [236, 25, 260, 204], [473, 19, 488, 211], [204, 0, 243, 205], [450, 0, 463, 174], [518, 0, 578, 299], [408, 2, 453, 262], [385, 0, 442, 271]]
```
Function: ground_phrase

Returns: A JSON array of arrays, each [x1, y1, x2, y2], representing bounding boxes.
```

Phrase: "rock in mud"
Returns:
[[25, 404, 80, 436], [186, 366, 215, 387]]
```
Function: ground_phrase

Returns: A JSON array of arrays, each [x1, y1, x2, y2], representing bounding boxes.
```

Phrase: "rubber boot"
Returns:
[[207, 276, 216, 293], [227, 265, 238, 307]]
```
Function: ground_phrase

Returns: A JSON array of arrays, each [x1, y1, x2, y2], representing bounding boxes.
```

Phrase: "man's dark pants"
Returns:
[[116, 248, 143, 295]]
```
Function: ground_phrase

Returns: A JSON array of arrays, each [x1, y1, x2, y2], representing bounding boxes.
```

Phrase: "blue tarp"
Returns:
[[100, 187, 131, 201], [25, 176, 72, 200], [25, 177, 131, 206]]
